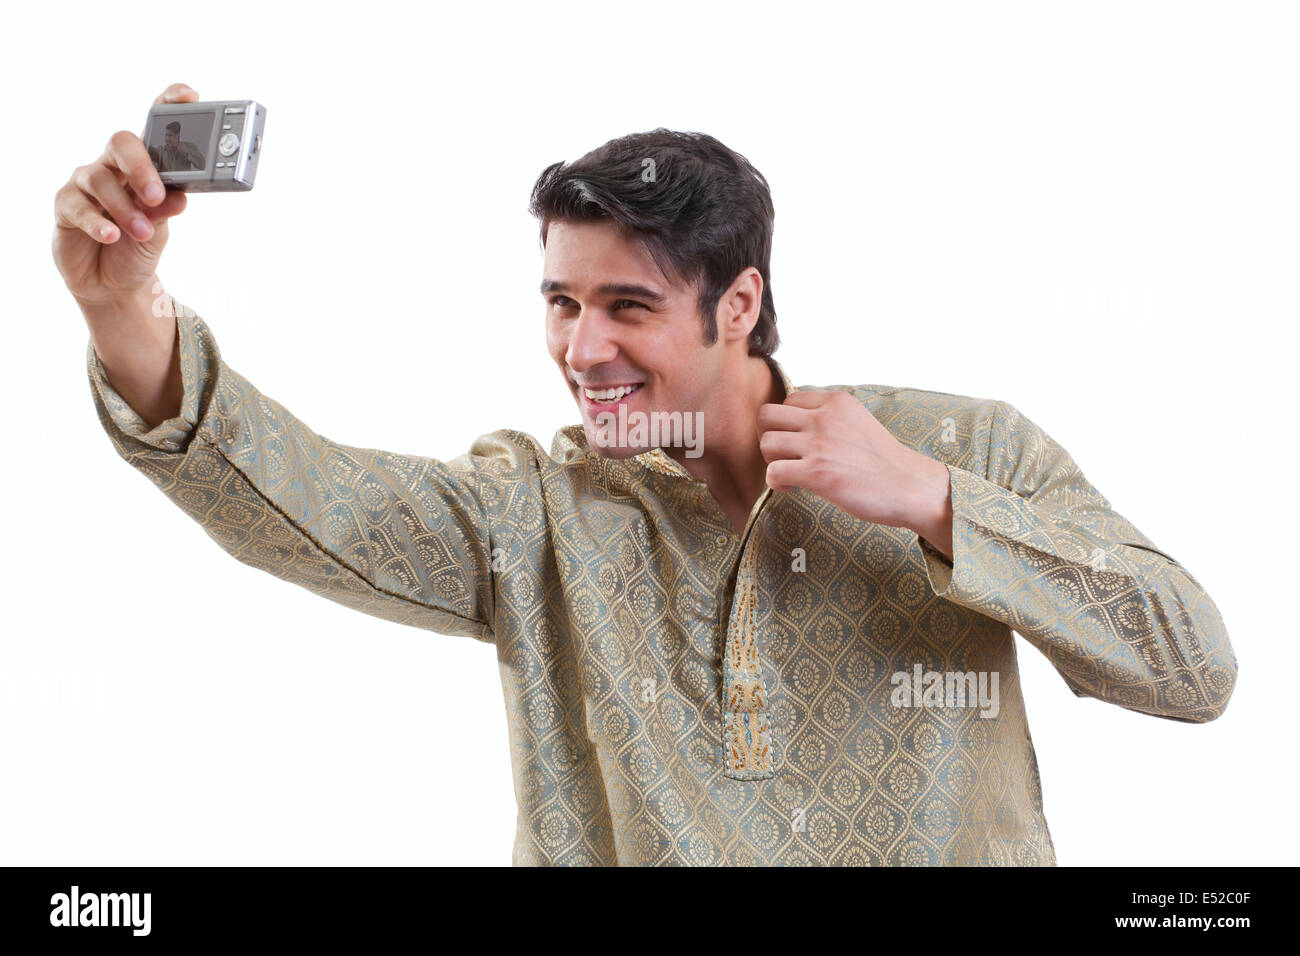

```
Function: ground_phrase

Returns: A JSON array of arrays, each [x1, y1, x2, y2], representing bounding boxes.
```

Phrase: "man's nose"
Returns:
[[565, 308, 618, 373]]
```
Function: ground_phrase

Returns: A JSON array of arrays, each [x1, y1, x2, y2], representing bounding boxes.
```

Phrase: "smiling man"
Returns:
[[58, 83, 1237, 866], [541, 218, 787, 536]]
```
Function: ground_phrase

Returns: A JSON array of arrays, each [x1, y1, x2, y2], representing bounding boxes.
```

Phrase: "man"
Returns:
[[54, 83, 1237, 865], [148, 119, 204, 172]]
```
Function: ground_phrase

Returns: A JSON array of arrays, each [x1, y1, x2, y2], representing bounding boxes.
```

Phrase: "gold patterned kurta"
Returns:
[[86, 298, 1237, 865]]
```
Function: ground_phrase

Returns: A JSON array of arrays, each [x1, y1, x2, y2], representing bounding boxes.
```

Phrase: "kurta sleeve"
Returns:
[[86, 296, 530, 644], [914, 399, 1237, 723]]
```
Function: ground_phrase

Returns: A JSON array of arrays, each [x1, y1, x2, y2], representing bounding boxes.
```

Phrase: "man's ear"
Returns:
[[716, 267, 764, 345]]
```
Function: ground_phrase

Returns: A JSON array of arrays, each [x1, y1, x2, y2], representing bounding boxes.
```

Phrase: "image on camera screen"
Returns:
[[147, 111, 215, 173]]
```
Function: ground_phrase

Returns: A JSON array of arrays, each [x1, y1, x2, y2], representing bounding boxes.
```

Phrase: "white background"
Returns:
[[3, 0, 1295, 866]]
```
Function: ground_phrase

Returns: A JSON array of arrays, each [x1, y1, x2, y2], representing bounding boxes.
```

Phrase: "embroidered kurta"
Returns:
[[86, 298, 1237, 865]]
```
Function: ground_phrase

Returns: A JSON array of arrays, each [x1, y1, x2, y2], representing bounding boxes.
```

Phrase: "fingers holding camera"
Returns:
[[71, 160, 153, 243], [53, 85, 203, 305], [82, 186, 187, 244], [87, 82, 200, 240], [60, 129, 189, 245]]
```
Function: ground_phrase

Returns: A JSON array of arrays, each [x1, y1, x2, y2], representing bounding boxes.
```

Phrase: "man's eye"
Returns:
[[548, 296, 645, 312]]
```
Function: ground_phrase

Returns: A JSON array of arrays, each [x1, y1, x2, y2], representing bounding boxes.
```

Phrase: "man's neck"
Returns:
[[662, 354, 786, 534]]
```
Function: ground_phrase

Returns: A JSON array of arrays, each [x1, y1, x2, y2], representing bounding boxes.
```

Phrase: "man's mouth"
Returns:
[[581, 383, 643, 405]]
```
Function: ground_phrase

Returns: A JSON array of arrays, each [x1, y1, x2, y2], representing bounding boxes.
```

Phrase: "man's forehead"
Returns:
[[542, 221, 681, 295]]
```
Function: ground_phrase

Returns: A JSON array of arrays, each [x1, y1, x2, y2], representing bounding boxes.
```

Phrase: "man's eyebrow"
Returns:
[[539, 280, 668, 305]]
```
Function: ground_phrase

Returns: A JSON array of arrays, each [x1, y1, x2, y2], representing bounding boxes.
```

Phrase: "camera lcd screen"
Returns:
[[147, 111, 215, 173]]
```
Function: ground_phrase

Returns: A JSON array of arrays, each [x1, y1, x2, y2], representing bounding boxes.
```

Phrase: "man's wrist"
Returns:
[[905, 454, 954, 561], [75, 281, 163, 327], [81, 282, 183, 430]]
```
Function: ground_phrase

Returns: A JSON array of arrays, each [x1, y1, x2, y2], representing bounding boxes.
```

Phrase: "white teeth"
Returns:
[[583, 384, 640, 402]]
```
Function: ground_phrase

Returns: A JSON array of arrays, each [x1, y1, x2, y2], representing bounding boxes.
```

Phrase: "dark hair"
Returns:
[[528, 129, 778, 358], [165, 121, 181, 135]]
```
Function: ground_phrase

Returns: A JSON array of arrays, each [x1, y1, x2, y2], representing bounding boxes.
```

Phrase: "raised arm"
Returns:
[[915, 400, 1237, 723], [86, 296, 519, 642], [57, 84, 518, 643]]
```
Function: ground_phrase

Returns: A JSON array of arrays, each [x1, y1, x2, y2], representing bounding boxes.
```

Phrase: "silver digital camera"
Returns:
[[142, 100, 266, 192]]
